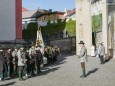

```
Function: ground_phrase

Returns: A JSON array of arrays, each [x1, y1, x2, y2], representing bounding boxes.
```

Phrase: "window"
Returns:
[[52, 15, 56, 20], [59, 15, 62, 19], [108, 0, 115, 3], [42, 16, 46, 21]]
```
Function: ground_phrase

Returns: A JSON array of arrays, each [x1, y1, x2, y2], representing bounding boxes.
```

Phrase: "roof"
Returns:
[[22, 7, 28, 12], [22, 9, 49, 19], [66, 8, 76, 17], [37, 11, 65, 18], [22, 10, 38, 19]]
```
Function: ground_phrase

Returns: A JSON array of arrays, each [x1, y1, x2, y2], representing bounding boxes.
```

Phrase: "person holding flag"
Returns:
[[36, 25, 44, 49]]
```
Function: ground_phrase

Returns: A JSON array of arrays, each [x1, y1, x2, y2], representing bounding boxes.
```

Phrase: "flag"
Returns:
[[36, 26, 44, 48]]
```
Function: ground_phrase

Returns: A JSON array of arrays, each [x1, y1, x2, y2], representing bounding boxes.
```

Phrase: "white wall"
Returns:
[[38, 21, 48, 26], [0, 0, 16, 41]]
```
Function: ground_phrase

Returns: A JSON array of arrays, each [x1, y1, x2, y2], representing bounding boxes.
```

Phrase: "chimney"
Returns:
[[49, 9, 52, 13]]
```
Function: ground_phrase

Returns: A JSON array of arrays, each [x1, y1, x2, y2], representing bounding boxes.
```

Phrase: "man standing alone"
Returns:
[[98, 42, 105, 64], [78, 41, 87, 78]]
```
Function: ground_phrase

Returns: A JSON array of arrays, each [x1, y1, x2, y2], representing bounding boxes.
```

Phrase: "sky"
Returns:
[[22, 0, 75, 11]]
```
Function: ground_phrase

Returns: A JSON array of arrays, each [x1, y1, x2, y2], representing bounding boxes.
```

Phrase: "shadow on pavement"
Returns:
[[86, 68, 99, 77], [5, 76, 18, 81], [40, 67, 60, 75], [32, 67, 60, 78], [0, 82, 15, 86], [44, 54, 75, 67], [53, 54, 75, 65], [104, 57, 113, 64], [32, 54, 75, 78]]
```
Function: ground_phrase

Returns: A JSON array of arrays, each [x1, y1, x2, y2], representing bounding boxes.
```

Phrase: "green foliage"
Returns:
[[41, 19, 76, 37], [22, 20, 76, 40], [92, 14, 102, 32], [22, 22, 38, 40], [27, 22, 38, 29], [65, 20, 76, 36], [41, 20, 65, 35]]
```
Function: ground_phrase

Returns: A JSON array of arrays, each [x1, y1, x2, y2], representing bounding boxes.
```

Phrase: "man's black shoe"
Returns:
[[80, 75, 86, 78], [37, 71, 42, 74], [19, 78, 25, 81]]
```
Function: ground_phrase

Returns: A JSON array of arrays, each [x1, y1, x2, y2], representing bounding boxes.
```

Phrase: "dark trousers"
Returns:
[[49, 58, 53, 64], [36, 61, 41, 73], [99, 55, 104, 64], [18, 66, 24, 79], [0, 64, 7, 79], [7, 64, 11, 77], [13, 64, 18, 74], [80, 62, 86, 77], [53, 56, 57, 62], [31, 62, 35, 74], [24, 64, 28, 75], [26, 63, 31, 75]]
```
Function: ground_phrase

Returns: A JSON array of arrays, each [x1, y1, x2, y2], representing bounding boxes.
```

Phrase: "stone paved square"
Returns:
[[0, 54, 115, 86]]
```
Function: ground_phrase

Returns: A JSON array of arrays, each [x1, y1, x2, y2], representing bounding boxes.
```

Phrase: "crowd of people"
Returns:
[[0, 44, 60, 81]]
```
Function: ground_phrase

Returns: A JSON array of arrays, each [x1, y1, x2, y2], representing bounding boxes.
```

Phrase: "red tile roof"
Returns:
[[22, 7, 28, 12], [67, 8, 76, 16]]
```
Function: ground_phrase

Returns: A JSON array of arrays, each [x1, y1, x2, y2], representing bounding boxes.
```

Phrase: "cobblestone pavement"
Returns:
[[1, 54, 115, 86]]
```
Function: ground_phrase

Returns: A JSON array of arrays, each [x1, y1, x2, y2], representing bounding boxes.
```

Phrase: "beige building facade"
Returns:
[[76, 0, 92, 55], [76, 0, 115, 59]]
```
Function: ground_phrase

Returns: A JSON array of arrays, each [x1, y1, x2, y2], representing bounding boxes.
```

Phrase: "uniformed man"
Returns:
[[98, 42, 105, 64], [35, 46, 42, 74], [78, 41, 87, 78], [5, 48, 13, 78], [17, 45, 26, 81], [0, 47, 4, 81], [52, 46, 56, 62], [47, 46, 53, 64], [0, 47, 7, 81], [39, 46, 44, 65], [55, 46, 60, 61], [29, 45, 36, 75], [12, 47, 18, 75], [25, 48, 31, 78]]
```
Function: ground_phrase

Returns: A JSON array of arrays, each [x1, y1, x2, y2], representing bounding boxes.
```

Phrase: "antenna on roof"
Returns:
[[49, 9, 52, 12], [38, 5, 40, 10]]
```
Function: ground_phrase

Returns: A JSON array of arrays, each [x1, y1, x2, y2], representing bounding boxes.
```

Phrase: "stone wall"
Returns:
[[50, 37, 76, 53]]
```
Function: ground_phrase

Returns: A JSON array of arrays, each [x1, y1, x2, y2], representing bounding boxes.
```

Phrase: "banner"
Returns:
[[36, 26, 44, 48]]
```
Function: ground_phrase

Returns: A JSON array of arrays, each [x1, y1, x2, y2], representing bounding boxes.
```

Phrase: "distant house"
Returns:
[[64, 8, 76, 21], [22, 8, 49, 29], [22, 7, 28, 12], [37, 10, 65, 26]]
